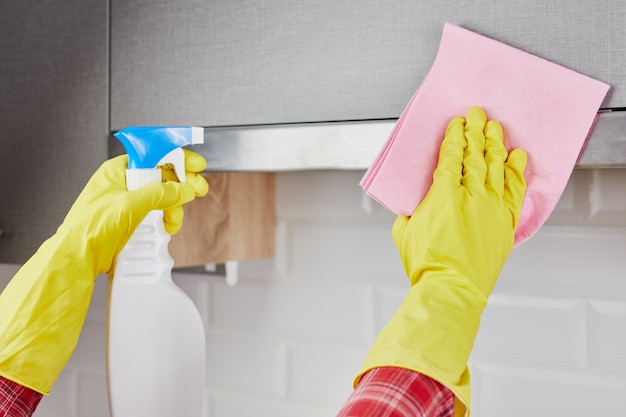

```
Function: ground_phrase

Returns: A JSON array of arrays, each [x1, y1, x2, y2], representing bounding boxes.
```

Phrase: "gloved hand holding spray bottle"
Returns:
[[0, 127, 208, 417], [108, 126, 207, 417]]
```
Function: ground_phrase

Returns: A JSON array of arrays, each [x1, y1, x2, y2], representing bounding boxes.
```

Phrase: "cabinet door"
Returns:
[[0, 0, 109, 263], [111, 0, 625, 130]]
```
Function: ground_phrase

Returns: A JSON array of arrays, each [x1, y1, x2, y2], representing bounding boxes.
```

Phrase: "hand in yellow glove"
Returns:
[[355, 107, 527, 417], [0, 149, 209, 395]]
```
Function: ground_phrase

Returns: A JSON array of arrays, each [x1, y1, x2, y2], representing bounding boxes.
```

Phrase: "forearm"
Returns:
[[359, 281, 482, 390], [0, 235, 95, 395]]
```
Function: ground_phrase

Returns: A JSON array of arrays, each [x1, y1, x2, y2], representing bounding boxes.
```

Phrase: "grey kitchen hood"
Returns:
[[109, 109, 626, 171]]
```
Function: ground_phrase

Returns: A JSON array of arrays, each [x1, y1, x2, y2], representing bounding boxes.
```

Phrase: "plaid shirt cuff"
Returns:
[[0, 375, 43, 417], [337, 367, 454, 417]]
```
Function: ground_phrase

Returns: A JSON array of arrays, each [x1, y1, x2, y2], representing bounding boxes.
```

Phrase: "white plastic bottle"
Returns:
[[107, 127, 205, 417]]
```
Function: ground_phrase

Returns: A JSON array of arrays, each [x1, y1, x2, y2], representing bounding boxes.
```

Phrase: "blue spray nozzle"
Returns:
[[113, 126, 204, 190], [113, 126, 204, 170]]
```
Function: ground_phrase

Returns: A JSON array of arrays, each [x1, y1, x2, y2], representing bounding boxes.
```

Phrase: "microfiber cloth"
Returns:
[[360, 22, 610, 246]]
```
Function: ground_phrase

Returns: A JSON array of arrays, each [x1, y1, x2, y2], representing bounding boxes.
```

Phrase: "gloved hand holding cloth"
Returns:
[[355, 106, 528, 417], [0, 149, 209, 395]]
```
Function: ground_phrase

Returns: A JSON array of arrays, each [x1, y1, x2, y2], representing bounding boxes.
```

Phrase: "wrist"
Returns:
[[363, 279, 484, 376]]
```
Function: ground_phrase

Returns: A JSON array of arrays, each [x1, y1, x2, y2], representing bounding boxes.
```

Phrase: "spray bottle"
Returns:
[[107, 126, 206, 417]]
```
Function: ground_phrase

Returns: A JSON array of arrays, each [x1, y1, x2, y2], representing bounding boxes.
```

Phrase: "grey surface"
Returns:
[[111, 0, 625, 129], [0, 0, 109, 263]]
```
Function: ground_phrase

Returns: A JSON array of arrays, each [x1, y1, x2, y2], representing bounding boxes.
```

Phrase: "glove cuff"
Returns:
[[356, 279, 484, 416]]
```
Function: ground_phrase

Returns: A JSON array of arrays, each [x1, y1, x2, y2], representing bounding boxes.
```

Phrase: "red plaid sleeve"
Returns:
[[0, 375, 42, 417], [336, 367, 454, 417]]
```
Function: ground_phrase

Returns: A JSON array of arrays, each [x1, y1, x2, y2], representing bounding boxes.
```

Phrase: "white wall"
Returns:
[[1, 168, 626, 417]]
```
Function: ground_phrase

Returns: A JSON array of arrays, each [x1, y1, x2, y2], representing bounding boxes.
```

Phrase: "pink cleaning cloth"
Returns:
[[361, 22, 610, 246]]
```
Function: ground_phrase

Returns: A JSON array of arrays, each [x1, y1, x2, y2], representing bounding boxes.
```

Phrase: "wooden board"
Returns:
[[169, 172, 275, 267]]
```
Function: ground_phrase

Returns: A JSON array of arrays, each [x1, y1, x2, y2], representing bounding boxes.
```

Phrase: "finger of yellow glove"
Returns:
[[128, 181, 196, 214], [160, 151, 209, 197], [462, 106, 488, 192], [503, 148, 528, 229], [186, 171, 210, 197], [161, 172, 208, 235], [432, 116, 466, 186], [164, 205, 185, 235], [182, 149, 208, 172], [160, 170, 208, 196], [483, 119, 508, 198]]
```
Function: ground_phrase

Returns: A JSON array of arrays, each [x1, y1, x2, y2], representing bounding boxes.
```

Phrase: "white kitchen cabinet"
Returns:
[[110, 0, 625, 130]]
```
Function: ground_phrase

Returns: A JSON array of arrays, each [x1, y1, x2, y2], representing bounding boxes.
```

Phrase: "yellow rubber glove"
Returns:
[[0, 149, 209, 395], [355, 107, 527, 417]]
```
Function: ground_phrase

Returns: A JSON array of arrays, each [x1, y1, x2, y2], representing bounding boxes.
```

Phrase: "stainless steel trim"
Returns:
[[108, 111, 626, 171], [197, 120, 394, 172]]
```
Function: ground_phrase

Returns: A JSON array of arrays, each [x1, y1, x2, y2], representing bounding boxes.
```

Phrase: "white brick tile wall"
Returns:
[[2, 168, 626, 416], [37, 370, 79, 417], [276, 170, 390, 220], [68, 320, 107, 374], [76, 373, 109, 417], [208, 279, 371, 346], [471, 363, 626, 417], [590, 169, 626, 224], [286, 342, 367, 406], [472, 295, 587, 369], [545, 170, 590, 224], [84, 275, 108, 321], [206, 333, 287, 397], [288, 218, 405, 284], [496, 226, 626, 299], [588, 300, 626, 375], [210, 392, 333, 417]]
